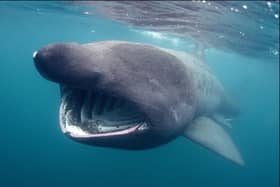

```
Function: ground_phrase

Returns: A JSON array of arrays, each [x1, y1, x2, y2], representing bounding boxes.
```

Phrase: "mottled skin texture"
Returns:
[[160, 48, 227, 116], [34, 41, 230, 149]]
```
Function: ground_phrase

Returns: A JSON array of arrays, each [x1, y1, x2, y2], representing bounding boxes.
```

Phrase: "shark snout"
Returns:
[[32, 43, 101, 89], [32, 51, 38, 59], [32, 47, 56, 82]]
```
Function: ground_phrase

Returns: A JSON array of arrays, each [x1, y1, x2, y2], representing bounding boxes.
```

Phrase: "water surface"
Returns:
[[0, 2, 278, 187]]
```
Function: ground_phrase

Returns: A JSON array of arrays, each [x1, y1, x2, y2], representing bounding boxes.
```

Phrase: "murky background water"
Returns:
[[0, 1, 279, 187]]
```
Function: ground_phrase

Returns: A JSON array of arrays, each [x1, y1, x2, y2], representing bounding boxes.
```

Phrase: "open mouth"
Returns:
[[59, 85, 150, 138]]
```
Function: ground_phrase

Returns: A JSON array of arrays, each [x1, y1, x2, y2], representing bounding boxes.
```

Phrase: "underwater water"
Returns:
[[0, 1, 278, 187]]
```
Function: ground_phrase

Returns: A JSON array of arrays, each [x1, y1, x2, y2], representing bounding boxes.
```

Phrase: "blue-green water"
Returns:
[[0, 2, 279, 187]]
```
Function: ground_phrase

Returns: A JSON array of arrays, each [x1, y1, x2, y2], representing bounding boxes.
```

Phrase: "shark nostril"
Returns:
[[32, 51, 38, 59]]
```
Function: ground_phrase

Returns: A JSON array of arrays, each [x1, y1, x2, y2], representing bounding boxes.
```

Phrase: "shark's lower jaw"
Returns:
[[59, 85, 150, 138]]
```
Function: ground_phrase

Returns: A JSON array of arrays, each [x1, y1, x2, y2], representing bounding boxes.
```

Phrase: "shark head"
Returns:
[[33, 41, 196, 149]]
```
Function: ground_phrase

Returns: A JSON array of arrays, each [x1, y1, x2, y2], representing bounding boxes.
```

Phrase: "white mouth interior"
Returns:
[[59, 85, 149, 137]]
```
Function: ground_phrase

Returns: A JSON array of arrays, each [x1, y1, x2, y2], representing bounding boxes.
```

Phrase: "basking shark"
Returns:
[[33, 41, 244, 166]]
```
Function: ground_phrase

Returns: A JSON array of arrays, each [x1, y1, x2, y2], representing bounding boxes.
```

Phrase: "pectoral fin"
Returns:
[[183, 116, 244, 166]]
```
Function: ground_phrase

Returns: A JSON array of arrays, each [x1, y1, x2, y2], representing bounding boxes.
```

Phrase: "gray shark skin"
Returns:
[[33, 41, 244, 166]]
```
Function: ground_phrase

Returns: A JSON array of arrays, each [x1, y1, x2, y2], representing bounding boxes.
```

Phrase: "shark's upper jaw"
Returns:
[[59, 85, 150, 139]]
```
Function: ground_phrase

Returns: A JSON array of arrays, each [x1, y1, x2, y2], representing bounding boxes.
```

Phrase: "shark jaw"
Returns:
[[59, 85, 150, 139]]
